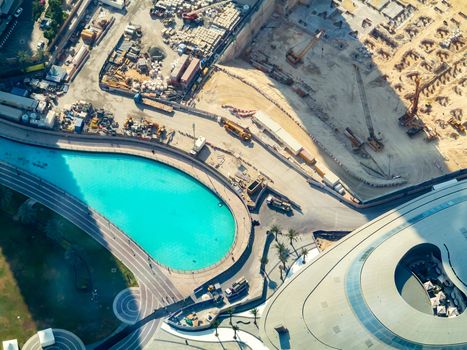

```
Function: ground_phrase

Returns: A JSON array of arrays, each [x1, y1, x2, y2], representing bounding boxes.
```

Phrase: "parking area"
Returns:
[[0, 0, 45, 59]]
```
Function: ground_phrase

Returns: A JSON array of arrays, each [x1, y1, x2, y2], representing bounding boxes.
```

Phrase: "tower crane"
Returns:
[[353, 64, 384, 152], [182, 0, 231, 22], [286, 30, 324, 66]]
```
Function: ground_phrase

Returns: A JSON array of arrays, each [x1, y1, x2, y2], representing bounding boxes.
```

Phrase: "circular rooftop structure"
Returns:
[[260, 180, 467, 349]]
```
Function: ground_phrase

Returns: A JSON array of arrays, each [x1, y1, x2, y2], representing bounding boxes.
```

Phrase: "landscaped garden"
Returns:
[[0, 185, 137, 345]]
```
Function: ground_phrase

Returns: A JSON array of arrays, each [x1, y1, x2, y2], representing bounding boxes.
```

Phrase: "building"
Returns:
[[0, 103, 23, 122], [37, 328, 55, 347], [0, 91, 38, 111], [260, 179, 467, 349], [2, 339, 18, 350], [180, 58, 200, 88]]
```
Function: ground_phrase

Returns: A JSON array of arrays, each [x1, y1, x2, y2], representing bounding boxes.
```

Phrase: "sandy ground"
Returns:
[[196, 0, 466, 198]]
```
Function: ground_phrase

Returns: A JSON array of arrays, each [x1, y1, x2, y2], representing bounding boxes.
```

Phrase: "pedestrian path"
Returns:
[[161, 322, 269, 349]]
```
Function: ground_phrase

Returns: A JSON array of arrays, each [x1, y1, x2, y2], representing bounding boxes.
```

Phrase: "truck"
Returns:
[[225, 277, 249, 300], [190, 136, 206, 156], [134, 93, 174, 114], [266, 195, 292, 212], [223, 119, 252, 141]]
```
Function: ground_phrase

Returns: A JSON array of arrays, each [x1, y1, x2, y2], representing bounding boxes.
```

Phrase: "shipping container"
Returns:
[[0, 103, 23, 122], [0, 91, 38, 111], [170, 54, 189, 84], [180, 58, 200, 87]]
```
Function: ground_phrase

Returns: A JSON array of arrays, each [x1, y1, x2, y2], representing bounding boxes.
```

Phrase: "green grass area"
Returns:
[[0, 185, 137, 345]]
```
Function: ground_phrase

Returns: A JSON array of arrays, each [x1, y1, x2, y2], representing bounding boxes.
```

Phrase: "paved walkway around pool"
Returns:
[[0, 119, 253, 349], [22, 329, 85, 350], [161, 322, 268, 350], [113, 287, 142, 325], [0, 119, 252, 296]]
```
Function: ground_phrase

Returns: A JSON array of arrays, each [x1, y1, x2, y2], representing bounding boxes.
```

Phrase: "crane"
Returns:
[[399, 76, 422, 126], [182, 0, 231, 22], [353, 64, 384, 152], [286, 30, 324, 66]]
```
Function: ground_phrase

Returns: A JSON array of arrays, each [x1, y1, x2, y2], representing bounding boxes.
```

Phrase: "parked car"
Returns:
[[37, 40, 45, 50], [14, 7, 23, 18], [40, 18, 52, 29]]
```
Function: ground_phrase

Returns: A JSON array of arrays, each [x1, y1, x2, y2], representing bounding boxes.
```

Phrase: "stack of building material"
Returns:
[[180, 58, 200, 87], [210, 4, 241, 31]]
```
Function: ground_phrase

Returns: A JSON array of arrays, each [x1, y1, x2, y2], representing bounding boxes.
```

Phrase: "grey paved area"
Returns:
[[113, 287, 142, 325], [22, 329, 85, 350]]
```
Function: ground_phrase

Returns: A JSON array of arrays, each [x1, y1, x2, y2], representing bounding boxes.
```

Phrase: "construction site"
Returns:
[[195, 0, 466, 199]]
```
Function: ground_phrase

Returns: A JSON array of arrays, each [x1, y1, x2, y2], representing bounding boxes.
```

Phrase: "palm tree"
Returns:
[[44, 216, 65, 243], [213, 320, 220, 337], [227, 306, 234, 325], [270, 225, 281, 242], [301, 247, 309, 264], [278, 264, 284, 281], [279, 254, 289, 274], [286, 229, 299, 248], [250, 307, 259, 326], [16, 200, 37, 224], [232, 324, 240, 340], [275, 243, 290, 265], [0, 186, 13, 211]]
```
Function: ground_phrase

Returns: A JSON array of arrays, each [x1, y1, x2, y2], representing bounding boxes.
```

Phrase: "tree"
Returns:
[[270, 225, 281, 242], [301, 247, 309, 264], [232, 324, 240, 340], [16, 200, 37, 224], [227, 306, 234, 325], [250, 307, 259, 326], [286, 229, 299, 249], [278, 265, 284, 281], [279, 253, 289, 273], [44, 216, 66, 243], [17, 50, 31, 68], [0, 186, 13, 211]]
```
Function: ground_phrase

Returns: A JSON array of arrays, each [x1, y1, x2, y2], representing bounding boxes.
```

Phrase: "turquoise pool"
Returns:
[[0, 137, 235, 270]]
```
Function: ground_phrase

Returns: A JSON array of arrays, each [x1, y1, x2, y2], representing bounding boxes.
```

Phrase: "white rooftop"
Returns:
[[2, 339, 18, 350], [38, 328, 55, 347]]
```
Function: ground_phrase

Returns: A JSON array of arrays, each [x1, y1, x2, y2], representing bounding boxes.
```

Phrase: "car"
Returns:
[[40, 18, 52, 29], [13, 7, 23, 18], [37, 40, 45, 50]]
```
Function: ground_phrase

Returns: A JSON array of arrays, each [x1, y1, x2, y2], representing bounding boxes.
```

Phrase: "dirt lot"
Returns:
[[196, 0, 466, 199]]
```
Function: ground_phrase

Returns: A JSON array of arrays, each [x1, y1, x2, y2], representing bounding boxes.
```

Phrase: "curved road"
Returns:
[[0, 162, 182, 349]]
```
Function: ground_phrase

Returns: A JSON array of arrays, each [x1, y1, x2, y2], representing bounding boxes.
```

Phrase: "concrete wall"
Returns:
[[219, 0, 276, 63]]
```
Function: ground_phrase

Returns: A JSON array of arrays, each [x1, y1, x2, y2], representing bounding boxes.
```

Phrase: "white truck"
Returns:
[[190, 136, 206, 156]]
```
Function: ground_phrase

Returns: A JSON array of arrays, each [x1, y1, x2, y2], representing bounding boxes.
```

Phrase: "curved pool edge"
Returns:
[[0, 119, 252, 283]]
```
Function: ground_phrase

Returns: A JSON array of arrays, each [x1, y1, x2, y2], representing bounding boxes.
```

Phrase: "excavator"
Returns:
[[353, 64, 384, 151], [182, 0, 231, 22], [286, 30, 324, 66]]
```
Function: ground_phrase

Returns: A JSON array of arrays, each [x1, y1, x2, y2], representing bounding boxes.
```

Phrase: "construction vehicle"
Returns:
[[190, 136, 206, 156], [344, 127, 364, 151], [182, 0, 231, 22], [286, 30, 324, 66], [353, 65, 384, 151], [223, 119, 252, 141], [398, 77, 425, 137], [448, 117, 466, 133], [225, 277, 249, 300], [266, 195, 292, 212], [133, 93, 174, 114], [399, 77, 422, 127], [424, 126, 439, 142]]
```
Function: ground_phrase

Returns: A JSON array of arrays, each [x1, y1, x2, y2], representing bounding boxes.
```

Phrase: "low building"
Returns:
[[46, 65, 68, 83], [180, 58, 200, 88], [2, 339, 18, 350], [0, 91, 38, 111], [0, 103, 23, 122], [38, 328, 55, 347], [99, 0, 124, 10]]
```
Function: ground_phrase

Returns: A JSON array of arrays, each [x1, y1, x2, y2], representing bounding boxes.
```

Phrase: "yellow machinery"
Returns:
[[223, 119, 252, 141]]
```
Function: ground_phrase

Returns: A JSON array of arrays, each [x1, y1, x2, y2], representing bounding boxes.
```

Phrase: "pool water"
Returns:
[[0, 137, 235, 270]]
